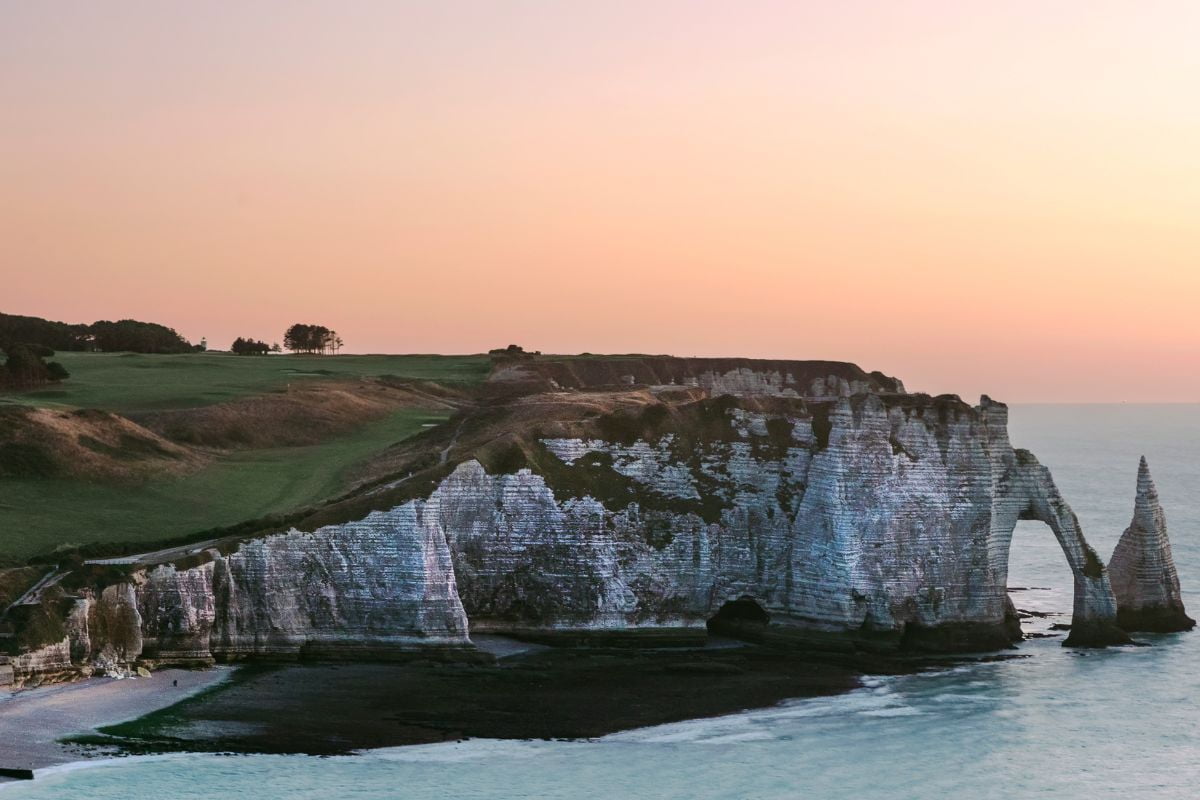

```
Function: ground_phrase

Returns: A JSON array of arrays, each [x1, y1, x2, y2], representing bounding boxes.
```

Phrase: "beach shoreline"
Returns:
[[1, 636, 1008, 783], [4, 642, 868, 763], [0, 667, 232, 778]]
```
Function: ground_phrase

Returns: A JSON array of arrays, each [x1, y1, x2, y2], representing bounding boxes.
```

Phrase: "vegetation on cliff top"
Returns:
[[1, 351, 490, 413], [0, 407, 450, 560], [0, 350, 492, 560], [1, 351, 902, 564]]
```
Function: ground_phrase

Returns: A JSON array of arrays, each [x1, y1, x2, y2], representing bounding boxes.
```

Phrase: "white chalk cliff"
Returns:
[[10, 358, 1186, 683], [1107, 457, 1194, 632]]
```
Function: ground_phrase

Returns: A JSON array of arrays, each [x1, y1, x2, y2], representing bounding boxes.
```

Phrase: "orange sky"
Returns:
[[3, 3, 1198, 402]]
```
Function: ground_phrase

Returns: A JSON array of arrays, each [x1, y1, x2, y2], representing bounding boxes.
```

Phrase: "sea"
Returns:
[[4, 404, 1198, 799]]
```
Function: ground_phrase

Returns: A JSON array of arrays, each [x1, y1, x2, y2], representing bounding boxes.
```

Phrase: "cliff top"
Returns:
[[485, 354, 905, 397]]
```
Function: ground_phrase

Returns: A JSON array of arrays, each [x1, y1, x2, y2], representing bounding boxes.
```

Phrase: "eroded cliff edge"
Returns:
[[5, 356, 1172, 685]]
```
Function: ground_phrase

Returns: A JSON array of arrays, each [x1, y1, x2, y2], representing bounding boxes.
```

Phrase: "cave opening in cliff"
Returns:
[[706, 596, 770, 642]]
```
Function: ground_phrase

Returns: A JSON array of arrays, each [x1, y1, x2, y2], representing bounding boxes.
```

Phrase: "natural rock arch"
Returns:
[[991, 449, 1130, 647]]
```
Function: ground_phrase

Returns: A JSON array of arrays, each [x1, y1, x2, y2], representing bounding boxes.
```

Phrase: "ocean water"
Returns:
[[5, 404, 1198, 800]]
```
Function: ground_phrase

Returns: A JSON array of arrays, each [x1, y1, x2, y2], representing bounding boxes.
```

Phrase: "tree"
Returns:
[[0, 312, 192, 353], [0, 343, 69, 387], [46, 361, 70, 381], [230, 336, 271, 355], [283, 323, 335, 354], [0, 312, 90, 352], [89, 319, 192, 353], [488, 344, 538, 359], [2, 345, 48, 385]]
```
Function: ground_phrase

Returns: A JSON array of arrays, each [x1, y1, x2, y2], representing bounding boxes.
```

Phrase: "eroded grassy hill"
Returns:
[[0, 352, 489, 560]]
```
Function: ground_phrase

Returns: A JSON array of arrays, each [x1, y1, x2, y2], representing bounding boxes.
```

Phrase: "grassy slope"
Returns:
[[1, 351, 490, 412], [0, 352, 491, 560], [0, 407, 449, 560]]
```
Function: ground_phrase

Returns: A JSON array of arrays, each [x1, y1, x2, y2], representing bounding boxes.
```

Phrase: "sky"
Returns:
[[3, 2, 1198, 402]]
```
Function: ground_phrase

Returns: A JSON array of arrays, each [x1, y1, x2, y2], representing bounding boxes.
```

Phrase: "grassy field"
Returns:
[[0, 351, 491, 413], [0, 407, 449, 561], [0, 351, 491, 560]]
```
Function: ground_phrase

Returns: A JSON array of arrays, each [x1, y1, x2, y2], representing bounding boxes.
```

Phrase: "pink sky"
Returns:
[[3, 2, 1198, 402]]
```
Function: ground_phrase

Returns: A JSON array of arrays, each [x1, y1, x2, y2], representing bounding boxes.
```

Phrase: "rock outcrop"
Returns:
[[6, 638, 73, 687], [6, 508, 474, 683], [484, 356, 904, 398], [425, 393, 1128, 650], [8, 356, 1180, 683], [1107, 457, 1194, 632]]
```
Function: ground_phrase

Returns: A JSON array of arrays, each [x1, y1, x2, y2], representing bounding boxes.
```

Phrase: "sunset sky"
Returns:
[[3, 2, 1198, 402]]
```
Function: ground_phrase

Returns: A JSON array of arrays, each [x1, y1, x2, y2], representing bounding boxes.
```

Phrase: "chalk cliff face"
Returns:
[[1107, 458, 1194, 632], [8, 357, 1176, 683], [484, 357, 903, 399], [7, 638, 73, 685], [11, 509, 473, 681], [164, 509, 470, 661], [427, 393, 1126, 649]]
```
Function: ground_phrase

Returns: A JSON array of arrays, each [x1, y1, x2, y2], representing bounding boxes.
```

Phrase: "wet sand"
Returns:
[[2, 638, 998, 765], [66, 645, 862, 757], [0, 668, 230, 775]]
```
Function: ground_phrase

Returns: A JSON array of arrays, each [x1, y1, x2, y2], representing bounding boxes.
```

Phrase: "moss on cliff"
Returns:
[[1082, 545, 1105, 580], [2, 592, 68, 655]]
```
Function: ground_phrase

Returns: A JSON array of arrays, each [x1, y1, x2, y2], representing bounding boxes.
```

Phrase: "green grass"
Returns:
[[0, 351, 491, 413], [0, 408, 449, 560]]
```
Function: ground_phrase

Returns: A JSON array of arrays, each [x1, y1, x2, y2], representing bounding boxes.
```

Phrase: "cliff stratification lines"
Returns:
[[3, 356, 1185, 686]]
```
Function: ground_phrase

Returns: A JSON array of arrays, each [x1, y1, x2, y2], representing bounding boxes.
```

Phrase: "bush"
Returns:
[[0, 344, 69, 387]]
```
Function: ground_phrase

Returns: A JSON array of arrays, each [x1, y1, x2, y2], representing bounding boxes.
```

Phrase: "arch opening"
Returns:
[[1005, 519, 1078, 642]]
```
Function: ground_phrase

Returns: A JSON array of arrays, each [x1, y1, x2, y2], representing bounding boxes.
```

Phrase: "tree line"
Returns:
[[230, 337, 277, 355], [0, 312, 196, 354], [228, 325, 343, 355], [0, 312, 352, 385], [282, 324, 343, 355]]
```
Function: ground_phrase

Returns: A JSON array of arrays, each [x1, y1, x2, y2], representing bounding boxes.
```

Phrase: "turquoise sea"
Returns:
[[5, 404, 1198, 799]]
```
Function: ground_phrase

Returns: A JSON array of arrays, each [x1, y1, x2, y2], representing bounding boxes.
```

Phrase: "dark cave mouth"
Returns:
[[707, 596, 771, 639]]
